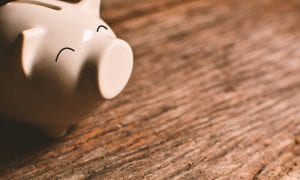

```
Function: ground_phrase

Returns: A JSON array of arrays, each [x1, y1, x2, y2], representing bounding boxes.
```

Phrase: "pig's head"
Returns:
[[15, 0, 133, 100]]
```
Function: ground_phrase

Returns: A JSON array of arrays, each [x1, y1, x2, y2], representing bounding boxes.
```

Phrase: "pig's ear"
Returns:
[[20, 28, 45, 78], [79, 0, 101, 17]]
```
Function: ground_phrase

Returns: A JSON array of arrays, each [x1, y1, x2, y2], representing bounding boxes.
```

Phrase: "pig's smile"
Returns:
[[55, 47, 75, 62]]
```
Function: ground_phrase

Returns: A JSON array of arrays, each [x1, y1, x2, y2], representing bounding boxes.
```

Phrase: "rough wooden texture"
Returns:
[[1, 0, 300, 179]]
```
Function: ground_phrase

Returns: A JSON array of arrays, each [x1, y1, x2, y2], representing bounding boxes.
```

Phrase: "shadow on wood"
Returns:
[[0, 0, 8, 6], [0, 114, 52, 168]]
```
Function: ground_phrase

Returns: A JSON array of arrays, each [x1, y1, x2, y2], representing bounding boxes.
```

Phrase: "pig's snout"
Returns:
[[96, 38, 133, 99]]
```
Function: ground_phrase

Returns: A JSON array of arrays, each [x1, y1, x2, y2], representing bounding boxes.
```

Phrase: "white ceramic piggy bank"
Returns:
[[0, 0, 133, 138]]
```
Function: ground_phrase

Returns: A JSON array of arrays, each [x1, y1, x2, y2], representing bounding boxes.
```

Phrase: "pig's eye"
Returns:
[[97, 25, 108, 32]]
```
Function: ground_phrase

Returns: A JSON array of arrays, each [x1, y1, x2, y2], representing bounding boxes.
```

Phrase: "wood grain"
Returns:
[[1, 0, 300, 179]]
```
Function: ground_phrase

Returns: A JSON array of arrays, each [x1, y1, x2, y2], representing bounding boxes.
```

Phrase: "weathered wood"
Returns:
[[1, 0, 300, 179]]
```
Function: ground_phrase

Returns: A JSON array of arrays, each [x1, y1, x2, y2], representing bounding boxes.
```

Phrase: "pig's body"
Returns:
[[0, 0, 134, 137]]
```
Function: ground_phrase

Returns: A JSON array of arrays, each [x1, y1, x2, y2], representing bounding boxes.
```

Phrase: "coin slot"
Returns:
[[12, 0, 62, 10]]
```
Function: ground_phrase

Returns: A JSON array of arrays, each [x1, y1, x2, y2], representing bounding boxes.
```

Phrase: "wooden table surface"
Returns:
[[1, 0, 300, 179]]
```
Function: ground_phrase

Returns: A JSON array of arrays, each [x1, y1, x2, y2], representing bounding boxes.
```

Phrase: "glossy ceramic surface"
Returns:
[[0, 0, 134, 138]]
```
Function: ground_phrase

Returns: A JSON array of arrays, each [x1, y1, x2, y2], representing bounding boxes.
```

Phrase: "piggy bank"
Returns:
[[0, 0, 134, 138]]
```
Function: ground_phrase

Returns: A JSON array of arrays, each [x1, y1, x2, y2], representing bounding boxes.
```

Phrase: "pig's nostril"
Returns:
[[55, 47, 75, 62]]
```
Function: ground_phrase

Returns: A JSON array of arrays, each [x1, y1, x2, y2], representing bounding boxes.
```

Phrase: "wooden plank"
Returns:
[[1, 0, 300, 179]]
